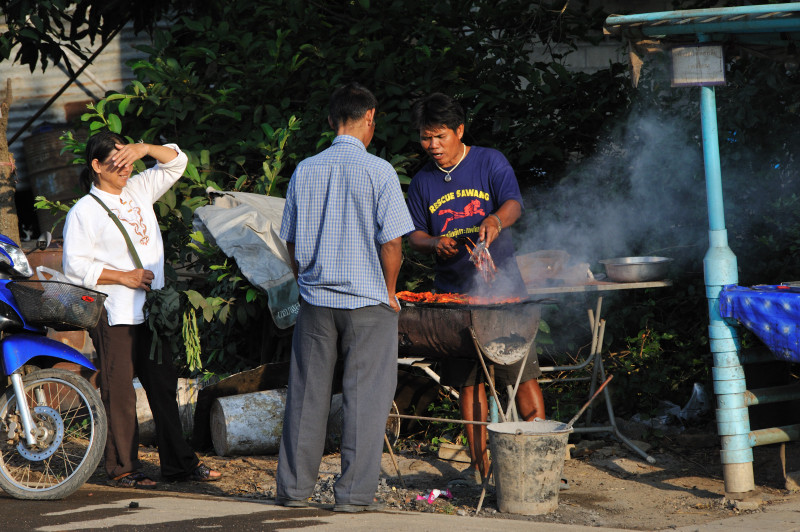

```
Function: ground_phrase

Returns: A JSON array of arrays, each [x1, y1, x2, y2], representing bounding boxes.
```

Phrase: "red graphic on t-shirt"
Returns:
[[438, 199, 485, 231]]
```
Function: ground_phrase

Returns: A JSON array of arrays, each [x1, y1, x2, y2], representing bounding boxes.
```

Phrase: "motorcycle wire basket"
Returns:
[[8, 280, 107, 331]]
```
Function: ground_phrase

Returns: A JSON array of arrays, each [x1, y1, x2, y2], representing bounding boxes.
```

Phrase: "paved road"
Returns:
[[3, 484, 800, 532], [0, 485, 592, 532]]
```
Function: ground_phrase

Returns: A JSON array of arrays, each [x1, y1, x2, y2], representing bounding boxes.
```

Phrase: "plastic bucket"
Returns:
[[488, 419, 573, 515]]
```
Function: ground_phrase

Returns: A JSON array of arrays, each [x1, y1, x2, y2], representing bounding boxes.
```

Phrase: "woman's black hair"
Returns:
[[79, 131, 126, 193], [410, 92, 465, 132]]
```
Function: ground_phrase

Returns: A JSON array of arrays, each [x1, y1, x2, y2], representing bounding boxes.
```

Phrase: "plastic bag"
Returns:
[[631, 400, 682, 429], [678, 383, 710, 421], [35, 266, 72, 301], [35, 265, 70, 283], [416, 488, 453, 504]]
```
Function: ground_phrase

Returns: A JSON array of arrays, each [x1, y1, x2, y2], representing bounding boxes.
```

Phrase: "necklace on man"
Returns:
[[436, 143, 467, 183]]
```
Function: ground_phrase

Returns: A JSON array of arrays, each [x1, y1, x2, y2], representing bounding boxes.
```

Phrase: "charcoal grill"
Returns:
[[394, 296, 551, 512], [398, 298, 543, 365], [393, 298, 546, 461]]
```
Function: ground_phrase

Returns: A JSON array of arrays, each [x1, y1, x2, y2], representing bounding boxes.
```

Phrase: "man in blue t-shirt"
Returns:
[[406, 93, 546, 486]]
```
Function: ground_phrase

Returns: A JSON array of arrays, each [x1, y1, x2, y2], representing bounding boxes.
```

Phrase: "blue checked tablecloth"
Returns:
[[719, 284, 800, 362]]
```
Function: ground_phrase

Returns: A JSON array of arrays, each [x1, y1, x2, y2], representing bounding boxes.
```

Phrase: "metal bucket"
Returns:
[[397, 301, 542, 365], [489, 420, 573, 515]]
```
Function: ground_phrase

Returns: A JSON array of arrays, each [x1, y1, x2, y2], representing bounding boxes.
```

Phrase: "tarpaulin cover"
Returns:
[[719, 284, 800, 363], [192, 190, 299, 329]]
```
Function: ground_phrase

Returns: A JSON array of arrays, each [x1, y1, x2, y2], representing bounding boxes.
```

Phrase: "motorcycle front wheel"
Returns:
[[0, 368, 107, 499]]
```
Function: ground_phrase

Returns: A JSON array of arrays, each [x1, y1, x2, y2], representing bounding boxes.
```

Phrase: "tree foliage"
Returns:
[[51, 0, 633, 377], [0, 0, 195, 72], [5, 1, 629, 187], [16, 1, 800, 416]]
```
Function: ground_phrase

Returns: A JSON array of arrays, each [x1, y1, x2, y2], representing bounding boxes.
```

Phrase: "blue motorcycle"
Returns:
[[0, 233, 107, 499]]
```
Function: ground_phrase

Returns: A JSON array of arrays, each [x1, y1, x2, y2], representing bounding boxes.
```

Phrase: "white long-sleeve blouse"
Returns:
[[62, 144, 187, 326]]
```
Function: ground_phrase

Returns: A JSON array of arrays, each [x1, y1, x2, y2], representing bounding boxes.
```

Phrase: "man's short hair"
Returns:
[[329, 82, 378, 128], [410, 92, 465, 132]]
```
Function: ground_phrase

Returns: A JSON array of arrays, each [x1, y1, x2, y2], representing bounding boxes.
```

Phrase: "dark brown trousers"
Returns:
[[90, 308, 199, 479]]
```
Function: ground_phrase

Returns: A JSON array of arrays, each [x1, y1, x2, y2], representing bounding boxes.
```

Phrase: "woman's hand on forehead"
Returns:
[[110, 142, 149, 169]]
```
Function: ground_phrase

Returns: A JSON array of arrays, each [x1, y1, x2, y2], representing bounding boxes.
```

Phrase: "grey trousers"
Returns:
[[276, 301, 398, 505]]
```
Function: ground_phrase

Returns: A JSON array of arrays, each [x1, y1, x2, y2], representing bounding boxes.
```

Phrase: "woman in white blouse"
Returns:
[[63, 131, 220, 488]]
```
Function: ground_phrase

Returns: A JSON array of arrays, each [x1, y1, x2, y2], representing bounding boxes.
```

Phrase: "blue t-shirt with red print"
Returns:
[[407, 146, 526, 295]]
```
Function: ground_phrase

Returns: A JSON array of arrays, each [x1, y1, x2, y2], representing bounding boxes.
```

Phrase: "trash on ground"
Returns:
[[416, 488, 453, 504], [630, 383, 710, 431]]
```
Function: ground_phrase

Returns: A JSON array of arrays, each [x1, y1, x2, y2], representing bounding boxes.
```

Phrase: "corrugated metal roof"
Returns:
[[604, 3, 800, 87], [605, 3, 800, 38], [1, 23, 152, 192]]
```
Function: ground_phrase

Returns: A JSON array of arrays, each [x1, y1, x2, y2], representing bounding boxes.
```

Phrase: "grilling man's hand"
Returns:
[[435, 236, 459, 259]]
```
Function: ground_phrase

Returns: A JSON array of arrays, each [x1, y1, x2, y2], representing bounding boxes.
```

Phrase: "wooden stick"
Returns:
[[567, 374, 613, 428], [388, 413, 490, 425], [474, 462, 494, 516], [384, 433, 406, 489], [506, 384, 520, 422]]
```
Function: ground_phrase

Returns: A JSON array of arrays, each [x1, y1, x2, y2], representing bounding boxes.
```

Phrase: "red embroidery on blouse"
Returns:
[[113, 201, 149, 246]]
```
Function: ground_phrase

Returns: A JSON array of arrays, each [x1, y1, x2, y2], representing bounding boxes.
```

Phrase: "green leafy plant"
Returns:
[[422, 392, 467, 451]]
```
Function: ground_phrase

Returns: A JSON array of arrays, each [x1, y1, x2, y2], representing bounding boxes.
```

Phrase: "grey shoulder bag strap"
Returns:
[[88, 193, 144, 270]]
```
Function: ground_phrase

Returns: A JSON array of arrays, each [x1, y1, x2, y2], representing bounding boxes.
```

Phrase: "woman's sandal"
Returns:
[[189, 463, 222, 482], [112, 471, 158, 489]]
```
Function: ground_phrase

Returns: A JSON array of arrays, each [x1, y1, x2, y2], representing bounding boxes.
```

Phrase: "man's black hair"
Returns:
[[329, 82, 378, 129], [410, 92, 465, 132]]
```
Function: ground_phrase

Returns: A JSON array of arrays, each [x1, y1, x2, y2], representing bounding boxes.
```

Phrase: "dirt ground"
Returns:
[[84, 419, 800, 531]]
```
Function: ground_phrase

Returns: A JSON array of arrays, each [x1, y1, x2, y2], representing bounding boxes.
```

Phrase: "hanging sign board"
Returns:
[[671, 44, 725, 87]]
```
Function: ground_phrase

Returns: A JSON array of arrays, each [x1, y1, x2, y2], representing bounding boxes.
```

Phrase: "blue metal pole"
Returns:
[[697, 35, 754, 495], [750, 424, 800, 447], [608, 19, 800, 37], [488, 396, 499, 424]]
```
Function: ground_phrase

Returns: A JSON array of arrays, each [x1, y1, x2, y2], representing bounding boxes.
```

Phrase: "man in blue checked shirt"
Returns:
[[275, 82, 414, 513]]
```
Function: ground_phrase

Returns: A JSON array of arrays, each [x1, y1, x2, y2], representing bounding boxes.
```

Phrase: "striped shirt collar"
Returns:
[[332, 134, 367, 151]]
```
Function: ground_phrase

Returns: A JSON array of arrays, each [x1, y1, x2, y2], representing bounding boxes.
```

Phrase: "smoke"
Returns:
[[517, 110, 709, 274], [467, 252, 525, 298]]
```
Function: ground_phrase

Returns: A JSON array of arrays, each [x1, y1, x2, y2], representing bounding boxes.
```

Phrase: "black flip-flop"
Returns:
[[188, 463, 222, 482], [111, 471, 158, 489]]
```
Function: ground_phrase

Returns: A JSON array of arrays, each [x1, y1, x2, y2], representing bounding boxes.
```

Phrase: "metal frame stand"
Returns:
[[393, 327, 539, 515], [540, 296, 656, 464]]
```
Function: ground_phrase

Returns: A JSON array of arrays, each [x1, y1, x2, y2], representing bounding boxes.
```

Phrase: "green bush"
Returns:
[[36, 2, 800, 421]]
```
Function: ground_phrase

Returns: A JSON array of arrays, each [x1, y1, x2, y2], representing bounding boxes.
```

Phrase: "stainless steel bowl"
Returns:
[[599, 256, 673, 283]]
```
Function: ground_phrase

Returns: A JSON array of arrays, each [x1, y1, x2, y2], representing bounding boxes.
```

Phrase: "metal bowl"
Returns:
[[599, 256, 673, 283]]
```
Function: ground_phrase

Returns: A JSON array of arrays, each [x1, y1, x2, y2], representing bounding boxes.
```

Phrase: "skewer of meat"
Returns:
[[466, 237, 497, 283]]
